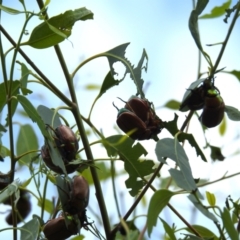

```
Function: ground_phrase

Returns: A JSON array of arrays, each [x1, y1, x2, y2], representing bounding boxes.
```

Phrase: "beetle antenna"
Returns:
[[117, 97, 127, 103], [112, 102, 119, 111]]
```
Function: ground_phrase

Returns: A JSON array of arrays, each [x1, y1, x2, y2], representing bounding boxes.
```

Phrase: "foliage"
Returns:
[[1, 0, 240, 240]]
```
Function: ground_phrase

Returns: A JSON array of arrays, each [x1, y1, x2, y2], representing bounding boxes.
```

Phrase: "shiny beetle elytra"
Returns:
[[114, 96, 163, 140], [54, 125, 79, 161], [43, 215, 80, 240], [200, 88, 225, 128], [64, 176, 90, 215], [124, 96, 150, 123], [116, 108, 152, 140]]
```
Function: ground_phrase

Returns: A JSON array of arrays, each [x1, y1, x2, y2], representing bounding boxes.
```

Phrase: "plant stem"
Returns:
[[210, 2, 240, 77], [35, 1, 111, 238], [109, 162, 164, 238], [0, 25, 73, 107]]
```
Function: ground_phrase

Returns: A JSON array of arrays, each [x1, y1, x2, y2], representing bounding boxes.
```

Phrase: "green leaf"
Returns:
[[56, 176, 71, 212], [97, 71, 120, 99], [219, 115, 226, 135], [16, 61, 31, 94], [188, 1, 209, 54], [164, 100, 180, 110], [206, 191, 216, 206], [225, 70, 240, 81], [0, 145, 11, 159], [178, 132, 207, 162], [184, 224, 218, 240], [200, 0, 232, 19], [195, 0, 209, 15], [160, 218, 177, 240], [17, 124, 38, 165], [104, 43, 147, 98], [102, 135, 154, 196], [156, 138, 197, 191], [163, 113, 179, 136], [0, 80, 20, 125], [37, 105, 62, 129], [209, 145, 225, 161], [0, 179, 20, 203], [0, 4, 22, 14], [188, 194, 218, 222], [20, 217, 40, 240], [147, 189, 174, 236], [225, 105, 240, 121], [23, 8, 93, 49], [221, 207, 238, 240], [17, 95, 50, 138], [37, 198, 54, 214]]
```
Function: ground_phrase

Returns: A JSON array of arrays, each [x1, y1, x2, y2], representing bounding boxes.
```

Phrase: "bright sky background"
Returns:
[[1, 0, 240, 239]]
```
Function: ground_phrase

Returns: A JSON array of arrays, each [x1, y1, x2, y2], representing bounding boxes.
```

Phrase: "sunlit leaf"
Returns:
[[37, 198, 54, 214], [206, 191, 216, 206], [219, 115, 226, 135], [200, 0, 232, 19], [163, 100, 180, 110], [23, 8, 93, 48], [0, 4, 22, 14], [147, 189, 174, 236]]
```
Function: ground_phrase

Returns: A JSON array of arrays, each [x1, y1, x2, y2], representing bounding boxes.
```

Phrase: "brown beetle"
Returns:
[[116, 108, 152, 140], [54, 125, 79, 161], [41, 145, 79, 174], [200, 89, 225, 128], [63, 176, 89, 215], [43, 215, 80, 240], [114, 96, 162, 140]]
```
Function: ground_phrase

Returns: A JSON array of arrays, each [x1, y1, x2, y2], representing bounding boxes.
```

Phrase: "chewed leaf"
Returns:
[[23, 8, 93, 48], [200, 0, 231, 19], [102, 135, 154, 196], [97, 71, 120, 99], [178, 132, 207, 162], [104, 43, 146, 98]]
